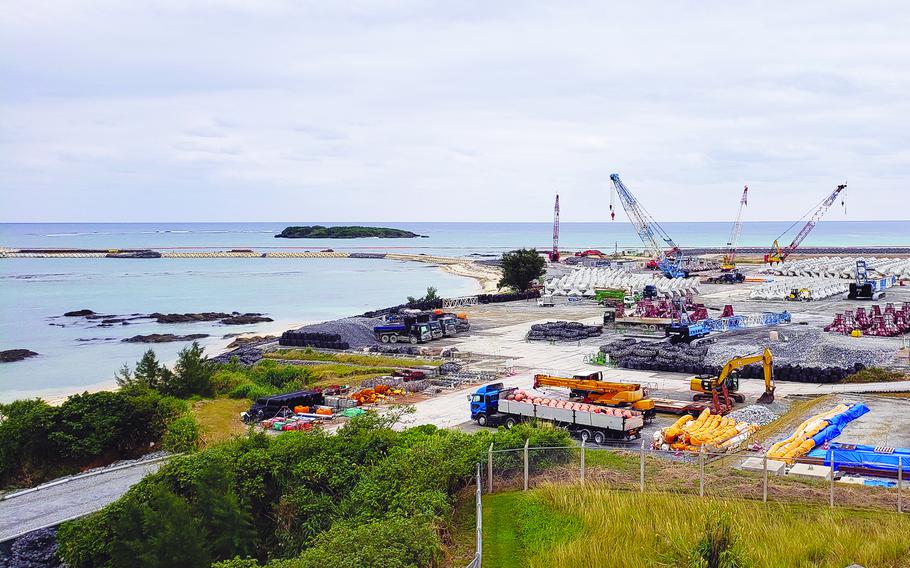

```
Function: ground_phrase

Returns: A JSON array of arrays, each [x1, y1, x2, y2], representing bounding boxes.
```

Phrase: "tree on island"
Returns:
[[407, 286, 439, 304], [498, 248, 546, 292]]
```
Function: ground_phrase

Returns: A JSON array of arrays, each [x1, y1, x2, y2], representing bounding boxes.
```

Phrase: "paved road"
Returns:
[[0, 460, 167, 542]]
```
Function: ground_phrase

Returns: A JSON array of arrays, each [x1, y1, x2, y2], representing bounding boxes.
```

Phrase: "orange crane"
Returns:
[[721, 185, 748, 272], [533, 372, 656, 420]]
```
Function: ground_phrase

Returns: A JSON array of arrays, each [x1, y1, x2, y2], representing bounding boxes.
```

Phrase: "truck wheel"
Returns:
[[380, 335, 390, 344], [409, 336, 418, 344], [389, 335, 398, 343], [505, 417, 517, 429], [477, 414, 488, 427], [593, 431, 606, 445], [578, 429, 591, 444]]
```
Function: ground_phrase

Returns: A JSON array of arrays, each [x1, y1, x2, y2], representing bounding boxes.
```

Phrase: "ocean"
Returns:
[[2, 220, 908, 402]]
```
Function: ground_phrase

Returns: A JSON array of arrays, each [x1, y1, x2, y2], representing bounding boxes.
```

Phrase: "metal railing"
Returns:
[[464, 462, 483, 568]]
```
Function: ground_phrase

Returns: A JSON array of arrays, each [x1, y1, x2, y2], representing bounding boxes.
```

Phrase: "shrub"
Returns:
[[163, 415, 201, 453], [211, 370, 250, 395], [229, 382, 278, 400]]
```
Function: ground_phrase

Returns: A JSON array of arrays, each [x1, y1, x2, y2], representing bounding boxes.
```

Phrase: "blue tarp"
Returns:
[[809, 403, 870, 447], [807, 442, 910, 474]]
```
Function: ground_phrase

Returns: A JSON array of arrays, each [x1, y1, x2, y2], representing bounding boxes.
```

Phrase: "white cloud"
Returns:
[[1, 1, 908, 221]]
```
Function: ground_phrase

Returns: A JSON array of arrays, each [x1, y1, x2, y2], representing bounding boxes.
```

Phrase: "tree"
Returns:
[[113, 363, 133, 388], [498, 248, 546, 292], [110, 483, 210, 568], [118, 350, 172, 391], [406, 286, 439, 304], [161, 342, 213, 397]]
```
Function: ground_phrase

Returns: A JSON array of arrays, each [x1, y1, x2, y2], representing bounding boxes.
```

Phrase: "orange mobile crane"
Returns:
[[533, 372, 657, 421]]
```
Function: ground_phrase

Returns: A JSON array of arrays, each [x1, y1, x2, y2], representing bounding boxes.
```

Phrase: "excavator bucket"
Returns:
[[756, 391, 775, 404]]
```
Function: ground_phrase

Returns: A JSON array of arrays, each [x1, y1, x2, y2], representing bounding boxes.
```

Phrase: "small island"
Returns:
[[275, 225, 424, 239]]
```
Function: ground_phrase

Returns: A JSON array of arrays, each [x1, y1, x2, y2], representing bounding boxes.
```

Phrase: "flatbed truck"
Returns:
[[469, 383, 643, 444]]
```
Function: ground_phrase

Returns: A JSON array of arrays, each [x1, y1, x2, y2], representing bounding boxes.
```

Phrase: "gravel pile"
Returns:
[[527, 321, 603, 341], [358, 376, 432, 392], [726, 405, 779, 427], [704, 327, 895, 369], [0, 528, 63, 568], [294, 317, 384, 349]]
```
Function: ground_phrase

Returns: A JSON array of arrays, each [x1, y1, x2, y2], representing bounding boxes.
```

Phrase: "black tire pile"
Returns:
[[439, 361, 462, 374], [477, 290, 541, 303], [528, 321, 603, 341], [600, 338, 713, 373], [279, 330, 350, 350], [599, 338, 866, 383]]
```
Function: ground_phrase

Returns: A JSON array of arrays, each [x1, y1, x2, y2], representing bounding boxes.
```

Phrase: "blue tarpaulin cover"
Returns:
[[809, 403, 870, 447], [807, 441, 909, 474]]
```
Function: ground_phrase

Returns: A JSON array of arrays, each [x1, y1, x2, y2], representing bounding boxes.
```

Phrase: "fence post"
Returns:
[[762, 452, 768, 503], [580, 439, 586, 484], [829, 450, 834, 508], [523, 439, 529, 491], [699, 447, 705, 497], [899, 456, 903, 514], [639, 440, 645, 492], [476, 462, 482, 566], [487, 443, 493, 495]]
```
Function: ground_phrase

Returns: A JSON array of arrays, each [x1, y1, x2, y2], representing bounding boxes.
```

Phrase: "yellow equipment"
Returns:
[[533, 372, 656, 421], [689, 348, 775, 414]]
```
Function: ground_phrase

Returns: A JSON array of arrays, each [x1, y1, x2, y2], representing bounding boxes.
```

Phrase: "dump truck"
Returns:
[[373, 317, 433, 344], [533, 372, 656, 421], [469, 383, 643, 443]]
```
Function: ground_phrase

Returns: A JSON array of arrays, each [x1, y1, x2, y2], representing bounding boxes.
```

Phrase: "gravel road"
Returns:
[[0, 460, 167, 542]]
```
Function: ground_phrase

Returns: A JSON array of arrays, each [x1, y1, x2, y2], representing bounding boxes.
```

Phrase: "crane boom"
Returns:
[[766, 183, 846, 264], [533, 372, 656, 418], [609, 174, 688, 278], [549, 194, 560, 262], [721, 186, 748, 271]]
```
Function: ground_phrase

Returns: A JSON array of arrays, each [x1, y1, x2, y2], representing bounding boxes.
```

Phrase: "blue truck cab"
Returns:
[[469, 382, 510, 426]]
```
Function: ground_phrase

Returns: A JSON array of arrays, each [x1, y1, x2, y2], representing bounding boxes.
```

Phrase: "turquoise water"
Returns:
[[0, 256, 478, 402], [1, 220, 908, 402]]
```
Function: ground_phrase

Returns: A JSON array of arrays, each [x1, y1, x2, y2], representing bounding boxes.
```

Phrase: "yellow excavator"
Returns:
[[690, 348, 775, 414], [533, 372, 657, 421]]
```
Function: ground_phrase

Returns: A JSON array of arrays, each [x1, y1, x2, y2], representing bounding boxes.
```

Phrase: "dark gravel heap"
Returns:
[[527, 321, 603, 341], [599, 337, 864, 383], [293, 317, 384, 348], [0, 528, 64, 568], [438, 362, 462, 374], [210, 345, 265, 366]]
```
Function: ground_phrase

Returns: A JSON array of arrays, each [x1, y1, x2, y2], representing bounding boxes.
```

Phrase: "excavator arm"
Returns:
[[690, 348, 774, 413]]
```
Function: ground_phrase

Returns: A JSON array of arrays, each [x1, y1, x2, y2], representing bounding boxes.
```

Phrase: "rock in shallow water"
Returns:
[[122, 333, 210, 343], [0, 349, 39, 363]]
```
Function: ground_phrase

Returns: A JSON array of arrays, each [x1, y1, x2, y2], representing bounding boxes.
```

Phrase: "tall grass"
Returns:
[[263, 348, 441, 368], [499, 485, 910, 568]]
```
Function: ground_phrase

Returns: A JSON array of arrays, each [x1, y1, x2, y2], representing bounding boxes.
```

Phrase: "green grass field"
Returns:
[[482, 485, 910, 568], [263, 348, 441, 368]]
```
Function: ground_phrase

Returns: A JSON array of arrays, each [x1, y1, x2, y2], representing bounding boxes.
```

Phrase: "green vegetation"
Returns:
[[275, 225, 422, 239], [843, 366, 906, 384], [498, 248, 546, 292], [407, 285, 439, 304], [483, 485, 910, 568], [263, 347, 441, 368], [0, 390, 187, 487], [57, 418, 572, 568]]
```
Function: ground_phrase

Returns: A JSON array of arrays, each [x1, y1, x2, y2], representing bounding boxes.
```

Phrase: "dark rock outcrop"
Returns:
[[122, 333, 210, 343], [225, 335, 277, 349], [63, 309, 94, 317], [221, 314, 273, 325], [0, 349, 39, 363]]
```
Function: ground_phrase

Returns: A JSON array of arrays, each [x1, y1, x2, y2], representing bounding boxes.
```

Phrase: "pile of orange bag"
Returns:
[[654, 409, 758, 452], [507, 390, 637, 418], [349, 385, 407, 405]]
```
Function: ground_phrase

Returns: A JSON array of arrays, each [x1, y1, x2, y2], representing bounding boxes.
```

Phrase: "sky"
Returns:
[[1, 1, 908, 223]]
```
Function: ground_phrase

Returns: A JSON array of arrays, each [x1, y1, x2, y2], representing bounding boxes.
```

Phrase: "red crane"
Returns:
[[549, 193, 560, 262]]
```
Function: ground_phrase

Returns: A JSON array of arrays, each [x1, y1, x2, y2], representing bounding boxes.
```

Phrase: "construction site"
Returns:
[[206, 175, 910, 500]]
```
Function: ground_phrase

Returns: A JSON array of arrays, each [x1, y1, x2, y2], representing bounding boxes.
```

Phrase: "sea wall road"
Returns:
[[0, 456, 171, 543]]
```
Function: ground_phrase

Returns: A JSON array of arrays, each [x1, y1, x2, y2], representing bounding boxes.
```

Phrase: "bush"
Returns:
[[229, 382, 278, 401], [163, 415, 201, 453], [0, 390, 183, 487], [211, 370, 250, 395], [498, 248, 546, 292]]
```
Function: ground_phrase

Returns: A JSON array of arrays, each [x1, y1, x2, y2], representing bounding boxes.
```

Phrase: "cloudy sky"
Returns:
[[1, 1, 907, 222]]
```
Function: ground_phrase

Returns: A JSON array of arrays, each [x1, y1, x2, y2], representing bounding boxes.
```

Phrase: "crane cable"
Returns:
[[772, 184, 847, 243]]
